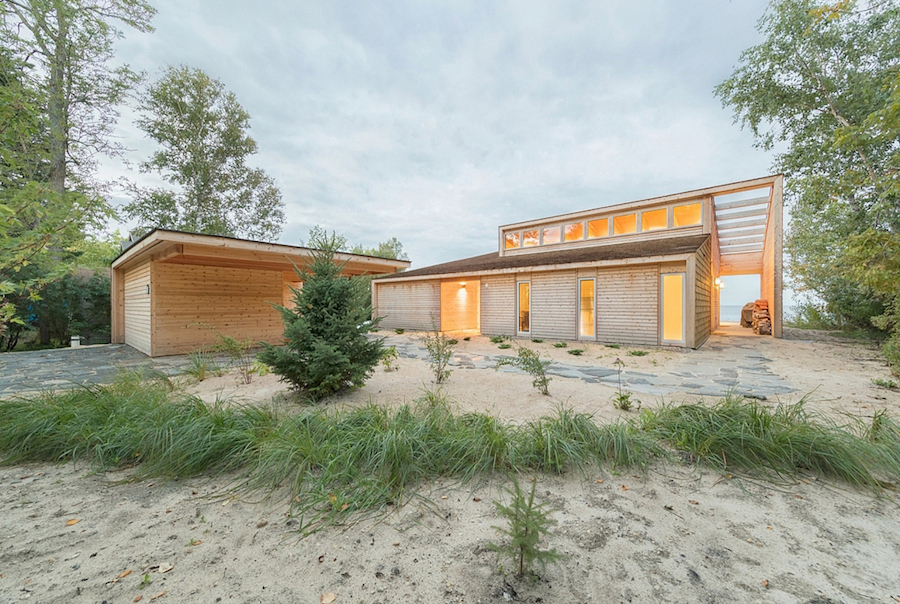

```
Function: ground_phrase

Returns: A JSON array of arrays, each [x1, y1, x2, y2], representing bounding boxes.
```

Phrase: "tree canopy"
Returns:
[[124, 65, 285, 240], [716, 0, 900, 371]]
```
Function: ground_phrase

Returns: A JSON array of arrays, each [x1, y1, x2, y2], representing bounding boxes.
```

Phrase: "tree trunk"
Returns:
[[48, 4, 69, 199]]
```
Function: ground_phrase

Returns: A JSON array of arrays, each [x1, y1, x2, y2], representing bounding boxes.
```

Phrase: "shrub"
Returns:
[[381, 345, 399, 372], [259, 235, 383, 399], [488, 477, 565, 578], [489, 335, 508, 344], [422, 322, 454, 384], [496, 346, 552, 395]]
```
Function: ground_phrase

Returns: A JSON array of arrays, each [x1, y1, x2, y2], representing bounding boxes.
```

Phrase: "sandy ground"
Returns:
[[2, 330, 900, 603]]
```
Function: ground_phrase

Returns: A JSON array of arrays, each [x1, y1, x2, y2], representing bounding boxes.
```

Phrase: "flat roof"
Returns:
[[112, 229, 411, 274], [375, 234, 709, 281]]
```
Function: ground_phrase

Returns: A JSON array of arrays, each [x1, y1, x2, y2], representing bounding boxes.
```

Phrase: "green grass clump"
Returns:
[[567, 349, 585, 356], [394, 328, 405, 334], [604, 343, 620, 349], [553, 342, 567, 348], [640, 397, 900, 488], [531, 338, 544, 344], [489, 335, 508, 344], [627, 350, 649, 357], [873, 378, 898, 389], [498, 343, 512, 349]]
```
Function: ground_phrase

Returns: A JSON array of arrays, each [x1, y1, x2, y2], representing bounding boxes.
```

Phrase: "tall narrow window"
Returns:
[[517, 281, 530, 334], [579, 278, 595, 338], [661, 273, 685, 343]]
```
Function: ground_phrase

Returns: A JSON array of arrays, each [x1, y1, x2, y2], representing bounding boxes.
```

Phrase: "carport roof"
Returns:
[[375, 234, 709, 281], [111, 229, 411, 275]]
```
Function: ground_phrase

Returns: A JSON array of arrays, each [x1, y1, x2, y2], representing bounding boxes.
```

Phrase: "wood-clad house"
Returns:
[[111, 229, 410, 357], [373, 175, 783, 349]]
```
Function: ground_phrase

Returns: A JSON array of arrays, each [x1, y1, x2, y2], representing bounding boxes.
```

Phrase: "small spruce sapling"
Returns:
[[488, 477, 564, 578], [495, 346, 552, 395], [422, 321, 454, 384]]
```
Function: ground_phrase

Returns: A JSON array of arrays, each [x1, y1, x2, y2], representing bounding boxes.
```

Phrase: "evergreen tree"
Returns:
[[259, 234, 383, 399]]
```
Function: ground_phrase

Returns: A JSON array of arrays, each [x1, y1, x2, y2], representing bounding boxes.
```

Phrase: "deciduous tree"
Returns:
[[125, 65, 285, 240]]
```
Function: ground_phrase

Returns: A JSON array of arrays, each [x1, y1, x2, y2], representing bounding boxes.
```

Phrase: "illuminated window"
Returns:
[[542, 226, 561, 245], [579, 278, 595, 338], [613, 214, 637, 235], [673, 202, 702, 227], [564, 222, 584, 242], [587, 218, 608, 239], [523, 229, 539, 247], [642, 208, 667, 231], [518, 282, 530, 334], [661, 273, 684, 343], [504, 232, 520, 249]]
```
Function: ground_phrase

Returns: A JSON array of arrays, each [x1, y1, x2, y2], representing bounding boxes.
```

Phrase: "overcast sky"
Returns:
[[101, 0, 778, 309]]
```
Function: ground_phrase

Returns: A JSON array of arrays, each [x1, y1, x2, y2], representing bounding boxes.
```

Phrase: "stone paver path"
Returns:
[[383, 333, 795, 400], [1, 334, 795, 400]]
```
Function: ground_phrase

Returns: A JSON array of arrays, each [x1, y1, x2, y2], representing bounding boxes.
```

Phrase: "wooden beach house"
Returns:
[[111, 229, 410, 357], [372, 175, 783, 349]]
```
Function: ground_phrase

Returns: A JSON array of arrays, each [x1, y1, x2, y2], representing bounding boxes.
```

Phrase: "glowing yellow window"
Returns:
[[587, 218, 608, 238], [523, 229, 539, 247], [504, 232, 520, 249], [542, 226, 561, 245], [673, 202, 702, 227], [661, 273, 684, 343], [564, 222, 584, 242], [579, 278, 595, 338], [613, 214, 637, 235], [642, 208, 667, 231]]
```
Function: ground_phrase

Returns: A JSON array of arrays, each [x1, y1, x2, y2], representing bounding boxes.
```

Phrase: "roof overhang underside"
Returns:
[[111, 229, 410, 276], [714, 183, 777, 276]]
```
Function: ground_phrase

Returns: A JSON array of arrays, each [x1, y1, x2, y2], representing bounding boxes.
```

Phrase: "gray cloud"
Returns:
[[101, 0, 774, 299]]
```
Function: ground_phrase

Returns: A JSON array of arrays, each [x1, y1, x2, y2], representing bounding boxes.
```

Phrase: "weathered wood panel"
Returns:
[[531, 270, 577, 340], [440, 279, 480, 332], [596, 265, 660, 346], [694, 239, 713, 347], [480, 274, 516, 336], [375, 281, 440, 330], [123, 261, 152, 356], [152, 263, 283, 356]]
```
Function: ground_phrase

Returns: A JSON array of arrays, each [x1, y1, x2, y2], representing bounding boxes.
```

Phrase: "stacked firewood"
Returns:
[[752, 299, 772, 335]]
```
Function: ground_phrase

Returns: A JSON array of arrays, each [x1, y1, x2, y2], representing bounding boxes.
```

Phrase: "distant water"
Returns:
[[720, 304, 745, 322]]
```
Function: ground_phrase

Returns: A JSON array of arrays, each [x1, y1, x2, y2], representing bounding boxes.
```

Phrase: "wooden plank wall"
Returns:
[[440, 280, 480, 332], [375, 281, 441, 330], [480, 275, 516, 336], [596, 265, 660, 346], [123, 261, 152, 355], [762, 176, 784, 337], [694, 239, 713, 347], [531, 270, 577, 340], [152, 263, 283, 356]]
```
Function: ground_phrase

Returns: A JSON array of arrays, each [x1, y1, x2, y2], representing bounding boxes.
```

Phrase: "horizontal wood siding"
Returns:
[[531, 270, 577, 340], [596, 265, 660, 346], [480, 275, 516, 336], [152, 263, 283, 356], [694, 239, 712, 347], [123, 261, 152, 355], [376, 281, 440, 330]]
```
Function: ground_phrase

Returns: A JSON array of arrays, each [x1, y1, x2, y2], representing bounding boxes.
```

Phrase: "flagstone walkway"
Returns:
[[1, 333, 796, 400]]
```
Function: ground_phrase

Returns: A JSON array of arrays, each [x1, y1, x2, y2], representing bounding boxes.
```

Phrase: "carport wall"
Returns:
[[112, 230, 409, 357]]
